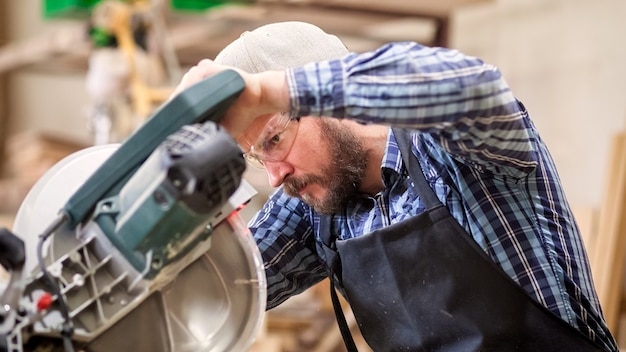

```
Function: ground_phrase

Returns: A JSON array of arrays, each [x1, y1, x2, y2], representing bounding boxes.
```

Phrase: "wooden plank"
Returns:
[[571, 205, 598, 261], [0, 214, 13, 229], [0, 24, 88, 74], [273, 0, 495, 18], [0, 0, 473, 73], [591, 132, 626, 332], [0, 0, 7, 176]]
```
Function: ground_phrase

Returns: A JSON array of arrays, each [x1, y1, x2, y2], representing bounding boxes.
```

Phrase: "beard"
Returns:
[[282, 119, 368, 214]]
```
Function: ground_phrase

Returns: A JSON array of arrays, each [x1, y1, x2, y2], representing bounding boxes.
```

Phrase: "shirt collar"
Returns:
[[380, 128, 405, 188]]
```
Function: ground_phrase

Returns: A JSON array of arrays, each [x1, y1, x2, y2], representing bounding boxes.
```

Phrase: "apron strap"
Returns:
[[319, 217, 359, 352], [329, 268, 359, 352], [392, 128, 442, 209]]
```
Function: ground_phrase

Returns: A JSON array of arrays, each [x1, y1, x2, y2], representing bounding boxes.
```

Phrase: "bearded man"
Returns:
[[173, 21, 617, 352]]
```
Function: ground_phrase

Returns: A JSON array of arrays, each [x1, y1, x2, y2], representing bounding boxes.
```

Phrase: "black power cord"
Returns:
[[36, 213, 75, 352]]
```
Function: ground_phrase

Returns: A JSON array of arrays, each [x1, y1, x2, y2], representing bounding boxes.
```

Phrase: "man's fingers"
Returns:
[[170, 59, 220, 99]]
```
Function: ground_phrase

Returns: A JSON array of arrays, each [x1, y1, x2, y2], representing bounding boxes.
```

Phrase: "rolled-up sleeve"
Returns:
[[287, 42, 537, 178]]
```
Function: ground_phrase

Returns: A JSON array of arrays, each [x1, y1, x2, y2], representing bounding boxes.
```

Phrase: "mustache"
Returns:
[[283, 174, 326, 198]]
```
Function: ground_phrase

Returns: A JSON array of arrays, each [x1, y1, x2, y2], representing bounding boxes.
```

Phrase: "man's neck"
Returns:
[[354, 124, 389, 196]]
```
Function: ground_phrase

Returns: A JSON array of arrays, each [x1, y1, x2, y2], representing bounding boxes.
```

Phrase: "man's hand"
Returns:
[[171, 59, 290, 139], [171, 59, 230, 97]]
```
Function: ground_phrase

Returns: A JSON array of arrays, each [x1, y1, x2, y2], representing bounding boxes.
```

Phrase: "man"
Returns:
[[174, 22, 617, 351]]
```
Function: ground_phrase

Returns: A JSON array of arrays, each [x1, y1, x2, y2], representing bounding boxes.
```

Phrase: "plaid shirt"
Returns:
[[248, 42, 617, 350]]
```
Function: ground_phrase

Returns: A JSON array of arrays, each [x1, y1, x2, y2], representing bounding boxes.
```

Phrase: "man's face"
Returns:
[[282, 118, 367, 214], [240, 116, 368, 214]]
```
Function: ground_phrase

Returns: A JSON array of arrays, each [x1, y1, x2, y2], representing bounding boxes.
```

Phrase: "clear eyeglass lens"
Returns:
[[243, 113, 298, 169], [244, 148, 265, 168]]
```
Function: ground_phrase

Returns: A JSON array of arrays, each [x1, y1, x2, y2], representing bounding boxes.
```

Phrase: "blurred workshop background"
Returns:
[[0, 0, 625, 351]]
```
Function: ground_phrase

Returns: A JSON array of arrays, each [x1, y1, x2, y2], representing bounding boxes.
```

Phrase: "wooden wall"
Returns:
[[0, 0, 7, 175]]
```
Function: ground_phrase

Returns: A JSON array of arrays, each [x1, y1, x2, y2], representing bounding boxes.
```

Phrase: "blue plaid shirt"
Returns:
[[248, 42, 617, 350]]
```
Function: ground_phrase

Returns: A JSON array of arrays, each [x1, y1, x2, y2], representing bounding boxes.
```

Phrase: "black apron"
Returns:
[[318, 129, 605, 352]]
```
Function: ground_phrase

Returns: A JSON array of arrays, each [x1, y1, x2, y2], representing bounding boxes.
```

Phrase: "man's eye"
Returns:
[[265, 132, 283, 148]]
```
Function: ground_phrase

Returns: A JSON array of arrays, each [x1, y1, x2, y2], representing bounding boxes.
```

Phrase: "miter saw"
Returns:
[[0, 70, 266, 352]]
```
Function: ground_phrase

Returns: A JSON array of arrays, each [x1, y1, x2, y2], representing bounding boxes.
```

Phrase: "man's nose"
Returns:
[[264, 160, 293, 188]]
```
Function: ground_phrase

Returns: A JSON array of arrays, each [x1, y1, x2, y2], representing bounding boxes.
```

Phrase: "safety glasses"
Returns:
[[243, 112, 300, 168]]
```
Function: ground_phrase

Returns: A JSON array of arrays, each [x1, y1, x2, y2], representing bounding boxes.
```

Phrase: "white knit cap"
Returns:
[[214, 21, 349, 72]]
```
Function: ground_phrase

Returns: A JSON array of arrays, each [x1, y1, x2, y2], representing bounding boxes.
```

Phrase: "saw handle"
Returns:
[[0, 227, 25, 338], [63, 70, 245, 228], [0, 228, 25, 271]]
